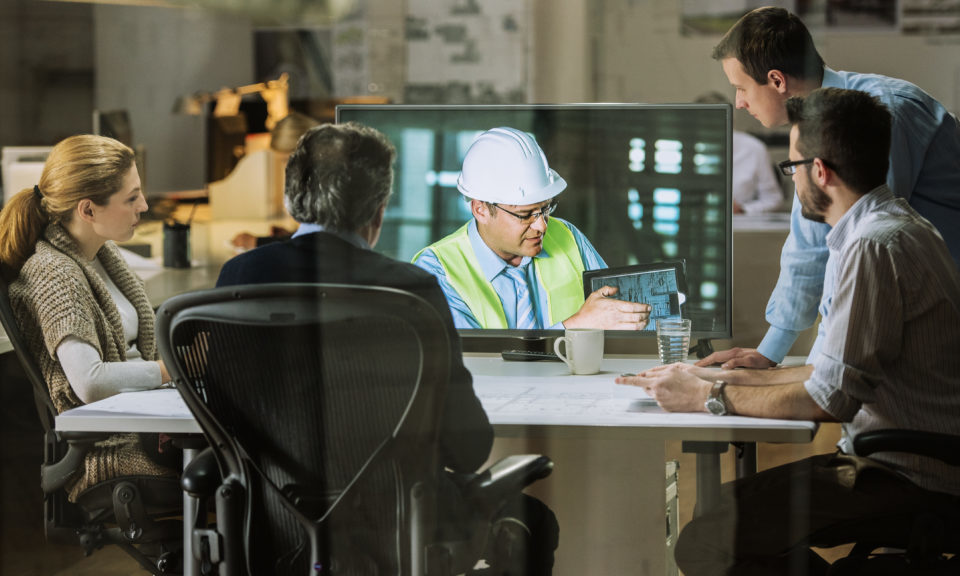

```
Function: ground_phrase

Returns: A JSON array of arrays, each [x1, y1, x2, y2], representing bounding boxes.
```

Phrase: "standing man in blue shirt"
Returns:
[[414, 126, 651, 331], [700, 6, 960, 369]]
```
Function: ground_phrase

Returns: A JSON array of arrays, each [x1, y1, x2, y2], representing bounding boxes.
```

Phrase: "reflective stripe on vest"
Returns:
[[416, 220, 586, 328]]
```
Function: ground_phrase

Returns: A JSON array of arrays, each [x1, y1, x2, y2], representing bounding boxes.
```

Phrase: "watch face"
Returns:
[[705, 397, 727, 416]]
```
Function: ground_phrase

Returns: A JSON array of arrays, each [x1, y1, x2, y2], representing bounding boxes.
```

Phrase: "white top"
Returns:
[[732, 131, 783, 215], [56, 257, 162, 404]]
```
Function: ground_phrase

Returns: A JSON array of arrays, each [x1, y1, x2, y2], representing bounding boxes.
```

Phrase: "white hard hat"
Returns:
[[457, 127, 566, 205]]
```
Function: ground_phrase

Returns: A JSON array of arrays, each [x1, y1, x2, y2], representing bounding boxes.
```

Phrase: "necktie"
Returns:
[[505, 264, 538, 329]]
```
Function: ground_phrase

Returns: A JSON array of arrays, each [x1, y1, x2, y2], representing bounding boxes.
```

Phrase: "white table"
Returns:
[[467, 356, 816, 575], [55, 357, 817, 576]]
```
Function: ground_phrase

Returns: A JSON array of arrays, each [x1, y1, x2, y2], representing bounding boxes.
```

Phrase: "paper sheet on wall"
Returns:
[[405, 0, 528, 103]]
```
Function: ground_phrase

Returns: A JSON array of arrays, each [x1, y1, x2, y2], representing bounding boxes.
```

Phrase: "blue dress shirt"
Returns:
[[292, 222, 371, 250], [758, 68, 960, 363], [414, 217, 607, 329]]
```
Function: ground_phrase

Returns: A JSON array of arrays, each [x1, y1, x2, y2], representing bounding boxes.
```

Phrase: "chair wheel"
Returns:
[[486, 520, 531, 576], [157, 550, 181, 574]]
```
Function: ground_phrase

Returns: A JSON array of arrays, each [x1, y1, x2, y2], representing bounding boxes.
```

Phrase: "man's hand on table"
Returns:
[[695, 347, 776, 369], [615, 363, 712, 412]]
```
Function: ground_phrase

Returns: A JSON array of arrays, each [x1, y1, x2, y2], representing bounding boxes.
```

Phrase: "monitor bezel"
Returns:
[[335, 103, 733, 345]]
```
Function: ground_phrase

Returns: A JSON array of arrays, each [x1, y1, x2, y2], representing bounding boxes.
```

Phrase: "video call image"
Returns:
[[338, 105, 732, 339]]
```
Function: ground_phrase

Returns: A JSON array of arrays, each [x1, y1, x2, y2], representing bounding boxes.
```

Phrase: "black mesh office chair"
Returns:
[[828, 430, 960, 576], [0, 272, 184, 575], [157, 283, 554, 576]]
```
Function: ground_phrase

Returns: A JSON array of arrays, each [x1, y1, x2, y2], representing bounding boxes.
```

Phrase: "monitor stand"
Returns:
[[689, 338, 714, 359], [499, 336, 559, 361], [496, 336, 546, 350]]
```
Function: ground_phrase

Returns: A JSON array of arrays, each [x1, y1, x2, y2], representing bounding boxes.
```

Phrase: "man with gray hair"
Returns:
[[217, 122, 559, 575]]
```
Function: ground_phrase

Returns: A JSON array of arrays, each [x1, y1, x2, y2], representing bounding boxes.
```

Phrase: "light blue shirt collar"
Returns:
[[292, 222, 371, 250], [821, 67, 842, 88], [826, 185, 895, 252], [466, 219, 549, 282]]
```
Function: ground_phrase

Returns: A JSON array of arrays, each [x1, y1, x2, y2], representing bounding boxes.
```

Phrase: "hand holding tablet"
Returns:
[[582, 260, 687, 331]]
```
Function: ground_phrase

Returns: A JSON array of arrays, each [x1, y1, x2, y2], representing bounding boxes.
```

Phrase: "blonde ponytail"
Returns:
[[0, 186, 50, 274]]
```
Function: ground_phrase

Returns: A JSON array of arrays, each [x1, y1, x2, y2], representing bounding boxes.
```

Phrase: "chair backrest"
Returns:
[[0, 272, 57, 432], [157, 283, 451, 576], [0, 271, 91, 546]]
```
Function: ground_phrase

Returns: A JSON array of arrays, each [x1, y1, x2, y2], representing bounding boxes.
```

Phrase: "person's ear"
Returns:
[[471, 199, 489, 221], [768, 70, 788, 94], [371, 202, 386, 229], [76, 199, 96, 224], [812, 158, 831, 186]]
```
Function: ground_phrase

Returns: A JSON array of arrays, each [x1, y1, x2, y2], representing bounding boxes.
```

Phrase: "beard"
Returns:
[[798, 171, 831, 224]]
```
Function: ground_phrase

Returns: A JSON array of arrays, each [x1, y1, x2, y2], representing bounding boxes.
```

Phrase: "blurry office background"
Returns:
[[1, 0, 958, 196], [3, 1, 959, 573]]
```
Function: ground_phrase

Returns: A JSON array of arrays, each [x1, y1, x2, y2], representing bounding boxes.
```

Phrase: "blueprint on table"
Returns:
[[478, 382, 658, 417]]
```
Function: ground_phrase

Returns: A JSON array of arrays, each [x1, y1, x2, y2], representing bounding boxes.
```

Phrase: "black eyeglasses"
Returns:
[[492, 200, 559, 225], [778, 158, 816, 176]]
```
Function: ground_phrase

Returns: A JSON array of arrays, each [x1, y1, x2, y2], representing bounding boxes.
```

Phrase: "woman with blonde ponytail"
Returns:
[[0, 134, 178, 500]]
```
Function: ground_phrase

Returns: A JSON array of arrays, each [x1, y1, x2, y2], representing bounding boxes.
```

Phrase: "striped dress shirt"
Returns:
[[804, 185, 960, 495]]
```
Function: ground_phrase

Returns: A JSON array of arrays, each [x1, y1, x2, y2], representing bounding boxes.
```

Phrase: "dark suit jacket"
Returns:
[[216, 231, 493, 473]]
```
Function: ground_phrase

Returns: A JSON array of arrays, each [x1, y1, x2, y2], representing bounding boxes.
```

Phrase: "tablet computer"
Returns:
[[582, 260, 687, 330]]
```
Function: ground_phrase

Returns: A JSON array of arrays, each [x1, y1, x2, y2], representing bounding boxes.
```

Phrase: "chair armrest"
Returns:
[[854, 429, 960, 467], [463, 455, 553, 513], [181, 446, 222, 498], [41, 431, 108, 494]]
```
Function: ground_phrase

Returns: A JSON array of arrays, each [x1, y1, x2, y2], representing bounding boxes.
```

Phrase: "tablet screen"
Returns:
[[582, 261, 686, 330]]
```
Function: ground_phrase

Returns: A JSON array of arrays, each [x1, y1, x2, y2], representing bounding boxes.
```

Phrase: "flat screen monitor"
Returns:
[[336, 104, 732, 347]]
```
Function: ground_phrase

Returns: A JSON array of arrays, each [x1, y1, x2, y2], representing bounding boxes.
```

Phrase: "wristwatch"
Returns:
[[705, 380, 729, 416]]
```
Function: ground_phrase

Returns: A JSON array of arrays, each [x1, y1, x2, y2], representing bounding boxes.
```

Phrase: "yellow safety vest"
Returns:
[[415, 220, 586, 328]]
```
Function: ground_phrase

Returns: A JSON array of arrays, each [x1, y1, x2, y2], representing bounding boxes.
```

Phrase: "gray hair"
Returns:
[[283, 122, 396, 231]]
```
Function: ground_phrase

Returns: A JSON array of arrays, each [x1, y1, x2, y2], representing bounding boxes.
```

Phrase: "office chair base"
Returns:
[[115, 539, 183, 575], [74, 525, 184, 575]]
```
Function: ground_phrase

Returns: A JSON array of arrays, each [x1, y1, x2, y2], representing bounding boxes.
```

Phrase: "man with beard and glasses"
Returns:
[[617, 88, 960, 576]]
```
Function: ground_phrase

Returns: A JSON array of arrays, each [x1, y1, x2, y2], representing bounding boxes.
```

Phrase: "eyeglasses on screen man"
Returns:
[[492, 200, 559, 225]]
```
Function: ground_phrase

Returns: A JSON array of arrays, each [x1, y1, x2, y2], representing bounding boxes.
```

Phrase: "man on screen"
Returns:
[[699, 6, 960, 370], [618, 88, 960, 576], [413, 126, 651, 330]]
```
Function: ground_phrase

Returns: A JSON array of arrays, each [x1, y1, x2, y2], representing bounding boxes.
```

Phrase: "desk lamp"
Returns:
[[172, 73, 289, 130]]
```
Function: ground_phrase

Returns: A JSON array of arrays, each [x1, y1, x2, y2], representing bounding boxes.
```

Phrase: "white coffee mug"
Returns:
[[553, 328, 605, 375]]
